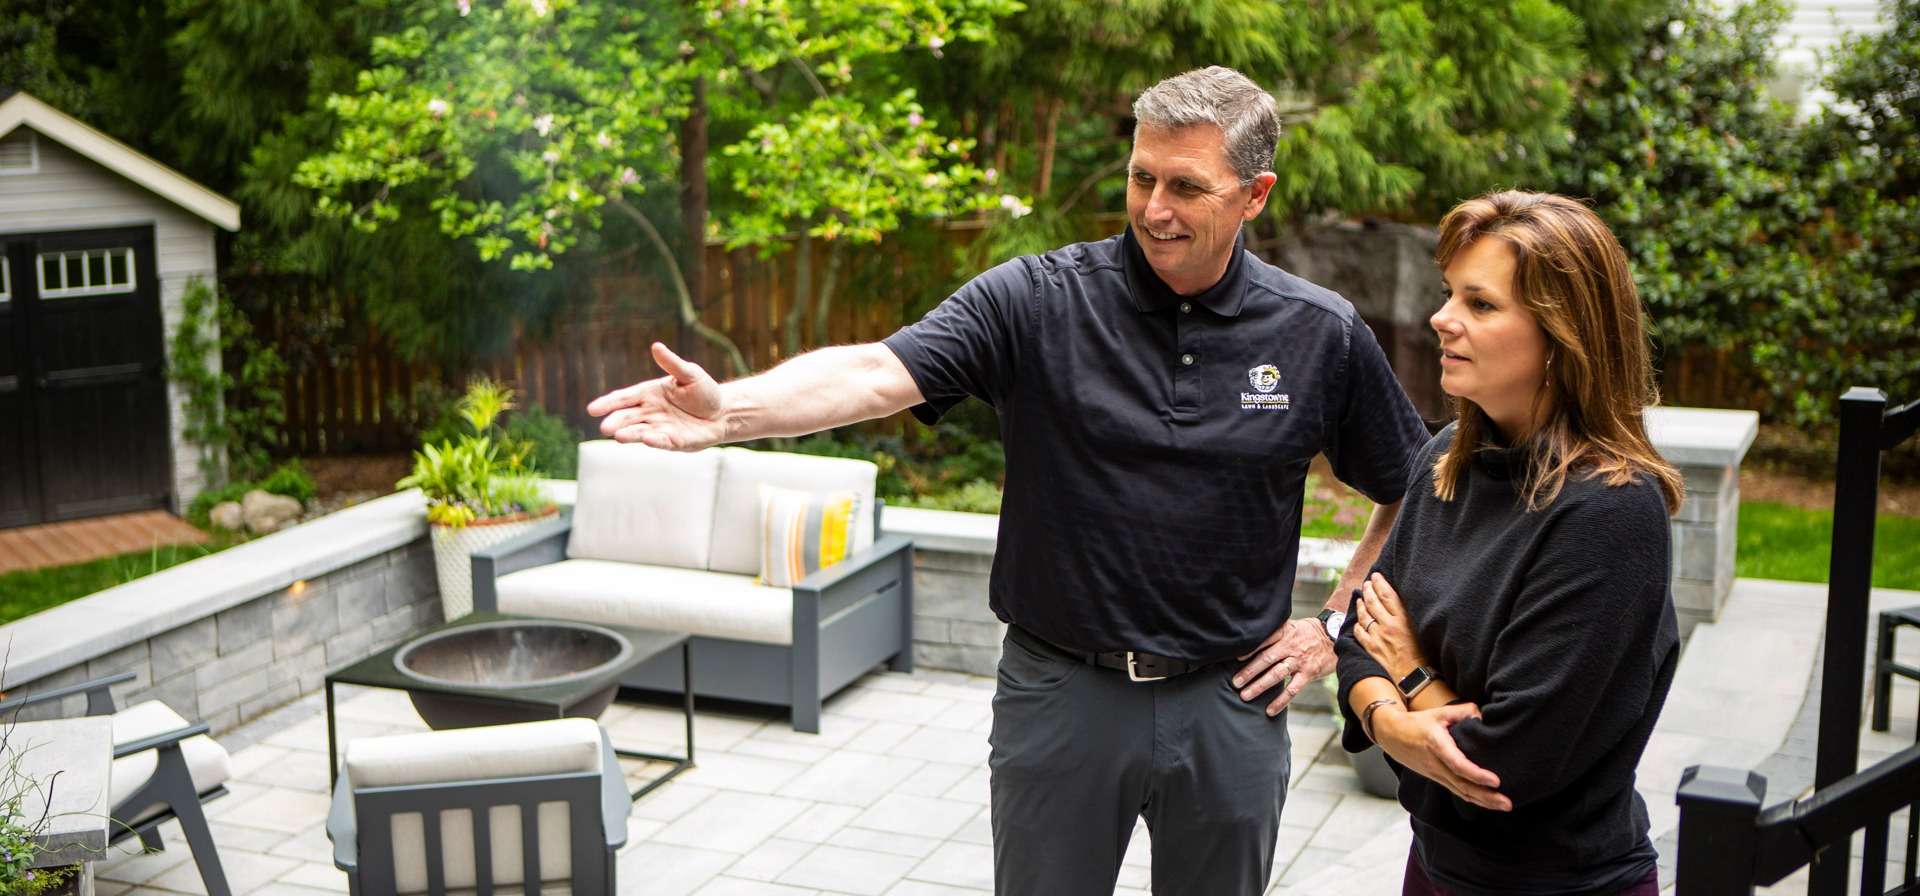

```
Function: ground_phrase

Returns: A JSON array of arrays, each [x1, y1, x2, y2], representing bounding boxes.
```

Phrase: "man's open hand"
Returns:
[[587, 343, 727, 451]]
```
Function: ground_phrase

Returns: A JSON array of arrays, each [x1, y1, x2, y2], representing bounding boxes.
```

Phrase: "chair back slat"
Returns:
[[521, 799, 542, 894], [473, 806, 494, 896], [422, 805, 446, 896]]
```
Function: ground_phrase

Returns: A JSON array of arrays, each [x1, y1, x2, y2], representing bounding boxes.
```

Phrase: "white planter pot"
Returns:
[[428, 508, 559, 621]]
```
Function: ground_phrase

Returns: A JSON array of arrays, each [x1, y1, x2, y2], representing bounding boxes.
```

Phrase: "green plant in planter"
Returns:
[[397, 380, 554, 528]]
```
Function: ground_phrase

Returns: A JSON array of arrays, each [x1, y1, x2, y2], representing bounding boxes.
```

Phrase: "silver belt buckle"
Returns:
[[1125, 651, 1167, 682]]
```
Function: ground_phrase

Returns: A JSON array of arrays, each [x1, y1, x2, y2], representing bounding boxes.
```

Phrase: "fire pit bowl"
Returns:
[[393, 620, 634, 730]]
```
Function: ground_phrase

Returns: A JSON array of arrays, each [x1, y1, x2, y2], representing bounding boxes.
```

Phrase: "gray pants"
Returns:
[[989, 627, 1292, 896]]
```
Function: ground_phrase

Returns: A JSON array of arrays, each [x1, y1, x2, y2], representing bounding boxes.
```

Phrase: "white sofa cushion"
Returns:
[[496, 560, 794, 645], [566, 441, 720, 569], [345, 718, 602, 893], [110, 700, 232, 826], [708, 447, 877, 576]]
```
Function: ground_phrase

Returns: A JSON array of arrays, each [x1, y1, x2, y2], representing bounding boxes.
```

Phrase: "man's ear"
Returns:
[[1244, 171, 1277, 220]]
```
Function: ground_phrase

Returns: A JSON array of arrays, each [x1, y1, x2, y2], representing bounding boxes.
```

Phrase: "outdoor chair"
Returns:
[[0, 670, 233, 896], [327, 717, 627, 895]]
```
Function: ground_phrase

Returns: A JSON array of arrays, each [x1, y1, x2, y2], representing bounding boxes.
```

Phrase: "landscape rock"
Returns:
[[242, 490, 303, 534], [209, 501, 245, 531]]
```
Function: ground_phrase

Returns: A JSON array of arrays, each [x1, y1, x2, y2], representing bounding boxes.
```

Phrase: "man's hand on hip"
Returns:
[[588, 342, 728, 451], [1233, 618, 1334, 716]]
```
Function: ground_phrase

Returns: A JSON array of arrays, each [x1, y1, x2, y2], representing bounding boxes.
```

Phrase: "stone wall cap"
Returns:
[[882, 506, 998, 555], [0, 489, 430, 688], [1647, 406, 1760, 466]]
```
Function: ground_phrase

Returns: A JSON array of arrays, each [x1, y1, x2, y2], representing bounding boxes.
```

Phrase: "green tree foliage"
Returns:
[[917, 0, 1592, 269], [296, 0, 1018, 374], [1551, 0, 1919, 426]]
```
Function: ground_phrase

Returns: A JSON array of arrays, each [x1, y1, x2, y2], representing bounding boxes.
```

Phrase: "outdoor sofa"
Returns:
[[470, 441, 915, 732]]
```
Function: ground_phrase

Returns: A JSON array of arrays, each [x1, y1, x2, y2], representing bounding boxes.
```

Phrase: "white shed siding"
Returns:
[[0, 128, 221, 511], [1774, 0, 1891, 115]]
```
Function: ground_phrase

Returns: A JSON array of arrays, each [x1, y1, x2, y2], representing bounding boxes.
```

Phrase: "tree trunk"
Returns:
[[812, 241, 846, 348], [1037, 97, 1063, 196], [679, 75, 709, 354], [785, 230, 812, 357]]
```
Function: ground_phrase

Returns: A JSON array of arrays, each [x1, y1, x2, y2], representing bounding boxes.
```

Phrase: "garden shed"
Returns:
[[0, 90, 239, 528]]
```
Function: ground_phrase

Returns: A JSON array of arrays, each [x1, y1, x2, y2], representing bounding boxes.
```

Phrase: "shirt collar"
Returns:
[[1122, 225, 1250, 317]]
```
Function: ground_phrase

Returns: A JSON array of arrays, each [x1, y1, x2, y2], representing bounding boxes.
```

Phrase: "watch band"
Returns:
[[1315, 608, 1343, 642], [1398, 665, 1440, 700]]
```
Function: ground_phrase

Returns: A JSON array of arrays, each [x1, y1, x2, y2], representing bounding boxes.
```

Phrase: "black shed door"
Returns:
[[0, 227, 172, 527]]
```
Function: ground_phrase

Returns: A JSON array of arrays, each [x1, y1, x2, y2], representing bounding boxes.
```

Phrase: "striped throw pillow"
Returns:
[[758, 485, 862, 587]]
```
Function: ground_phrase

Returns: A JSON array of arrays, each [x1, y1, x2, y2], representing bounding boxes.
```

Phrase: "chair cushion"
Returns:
[[344, 718, 601, 789], [708, 447, 876, 576], [110, 700, 232, 826], [758, 485, 862, 587], [496, 560, 793, 644], [566, 440, 721, 569], [345, 719, 601, 893]]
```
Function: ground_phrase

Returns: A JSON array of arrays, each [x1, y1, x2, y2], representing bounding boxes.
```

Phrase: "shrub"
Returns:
[[503, 405, 581, 479]]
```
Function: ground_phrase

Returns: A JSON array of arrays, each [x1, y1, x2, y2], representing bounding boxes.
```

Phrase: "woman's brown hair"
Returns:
[[1431, 190, 1684, 515]]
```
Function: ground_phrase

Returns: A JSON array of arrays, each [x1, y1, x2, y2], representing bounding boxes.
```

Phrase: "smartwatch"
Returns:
[[1315, 607, 1346, 642], [1398, 665, 1441, 700]]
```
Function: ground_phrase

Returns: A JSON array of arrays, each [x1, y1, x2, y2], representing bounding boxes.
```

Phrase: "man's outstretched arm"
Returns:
[[588, 341, 924, 451]]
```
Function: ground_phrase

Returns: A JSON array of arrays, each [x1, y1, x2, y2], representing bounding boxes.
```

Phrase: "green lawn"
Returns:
[[1736, 500, 1920, 590], [0, 536, 243, 625]]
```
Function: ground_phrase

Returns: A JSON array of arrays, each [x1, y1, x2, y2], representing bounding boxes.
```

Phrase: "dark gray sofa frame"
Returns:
[[471, 506, 914, 733], [328, 728, 627, 895], [0, 671, 232, 896]]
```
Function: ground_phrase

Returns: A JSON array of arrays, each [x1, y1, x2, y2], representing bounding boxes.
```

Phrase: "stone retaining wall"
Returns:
[[9, 541, 438, 735]]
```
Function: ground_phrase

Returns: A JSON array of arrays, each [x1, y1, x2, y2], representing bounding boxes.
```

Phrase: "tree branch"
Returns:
[[608, 195, 750, 376]]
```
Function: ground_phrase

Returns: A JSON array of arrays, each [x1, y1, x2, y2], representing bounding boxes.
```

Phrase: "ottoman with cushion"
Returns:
[[472, 441, 916, 732]]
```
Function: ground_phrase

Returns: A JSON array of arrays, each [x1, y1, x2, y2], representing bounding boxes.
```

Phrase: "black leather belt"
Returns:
[[1009, 625, 1219, 682]]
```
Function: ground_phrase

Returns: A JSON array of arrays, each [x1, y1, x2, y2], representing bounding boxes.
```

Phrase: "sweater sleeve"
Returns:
[[1336, 428, 1444, 755], [1446, 481, 1671, 809]]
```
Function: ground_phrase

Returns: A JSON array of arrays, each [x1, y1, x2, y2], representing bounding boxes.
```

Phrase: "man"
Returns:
[[589, 66, 1430, 895]]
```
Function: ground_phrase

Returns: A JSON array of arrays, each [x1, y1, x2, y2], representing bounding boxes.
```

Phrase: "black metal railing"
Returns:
[[1677, 387, 1920, 896]]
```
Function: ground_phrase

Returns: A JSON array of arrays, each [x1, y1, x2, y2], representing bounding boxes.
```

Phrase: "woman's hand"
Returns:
[[1372, 702, 1512, 812], [1353, 572, 1430, 682]]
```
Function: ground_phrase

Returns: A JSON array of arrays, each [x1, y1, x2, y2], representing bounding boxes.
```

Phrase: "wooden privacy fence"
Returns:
[[245, 230, 978, 456]]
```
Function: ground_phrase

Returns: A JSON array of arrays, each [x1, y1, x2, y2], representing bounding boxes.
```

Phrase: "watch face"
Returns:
[[1398, 667, 1432, 696], [1324, 611, 1347, 639]]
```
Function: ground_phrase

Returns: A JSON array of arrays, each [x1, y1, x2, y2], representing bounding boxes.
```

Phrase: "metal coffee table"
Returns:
[[324, 611, 694, 801]]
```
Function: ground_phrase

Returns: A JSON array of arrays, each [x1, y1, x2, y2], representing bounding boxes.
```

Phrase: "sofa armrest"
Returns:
[[0, 670, 134, 718], [471, 510, 574, 612], [792, 534, 914, 622]]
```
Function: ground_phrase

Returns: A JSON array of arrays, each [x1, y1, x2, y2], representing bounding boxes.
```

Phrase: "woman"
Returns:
[[1336, 190, 1684, 895]]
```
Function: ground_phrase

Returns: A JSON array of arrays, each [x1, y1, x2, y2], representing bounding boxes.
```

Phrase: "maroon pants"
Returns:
[[1402, 849, 1659, 896]]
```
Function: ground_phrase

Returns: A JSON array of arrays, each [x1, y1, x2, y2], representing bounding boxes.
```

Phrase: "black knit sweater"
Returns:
[[1335, 424, 1679, 894]]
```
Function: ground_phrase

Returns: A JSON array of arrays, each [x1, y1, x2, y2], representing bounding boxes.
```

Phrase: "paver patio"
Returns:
[[91, 579, 1920, 895]]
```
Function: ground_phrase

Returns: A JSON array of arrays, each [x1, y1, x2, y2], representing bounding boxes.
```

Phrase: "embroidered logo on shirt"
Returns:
[[1242, 364, 1291, 411]]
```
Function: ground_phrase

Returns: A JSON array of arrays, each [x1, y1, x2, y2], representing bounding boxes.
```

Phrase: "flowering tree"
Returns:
[[297, 0, 1019, 374]]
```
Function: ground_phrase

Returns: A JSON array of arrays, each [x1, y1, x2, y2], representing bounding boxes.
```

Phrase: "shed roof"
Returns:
[[0, 91, 240, 232]]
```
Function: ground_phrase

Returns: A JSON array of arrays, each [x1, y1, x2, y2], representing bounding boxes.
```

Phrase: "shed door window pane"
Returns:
[[37, 248, 137, 298]]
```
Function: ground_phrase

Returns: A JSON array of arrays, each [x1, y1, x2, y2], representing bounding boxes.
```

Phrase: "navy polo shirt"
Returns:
[[882, 227, 1429, 661]]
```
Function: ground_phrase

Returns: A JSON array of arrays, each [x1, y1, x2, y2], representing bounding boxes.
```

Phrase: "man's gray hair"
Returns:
[[1132, 66, 1278, 185]]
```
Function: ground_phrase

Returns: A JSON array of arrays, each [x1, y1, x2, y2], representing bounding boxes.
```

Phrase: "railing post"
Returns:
[[1813, 387, 1887, 896], [1677, 765, 1767, 896]]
